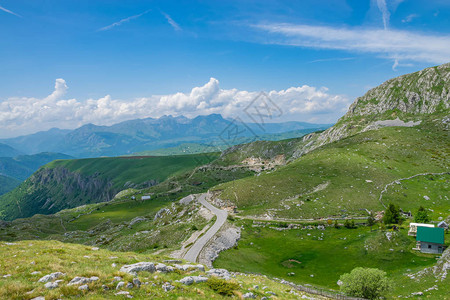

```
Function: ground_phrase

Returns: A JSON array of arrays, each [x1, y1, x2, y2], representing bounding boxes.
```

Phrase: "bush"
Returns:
[[206, 277, 239, 296], [340, 267, 391, 299], [383, 203, 403, 225], [414, 206, 430, 223]]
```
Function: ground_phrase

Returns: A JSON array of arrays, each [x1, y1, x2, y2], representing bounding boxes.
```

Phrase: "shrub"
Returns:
[[206, 277, 239, 296], [383, 203, 402, 225], [340, 267, 391, 299], [414, 206, 430, 223]]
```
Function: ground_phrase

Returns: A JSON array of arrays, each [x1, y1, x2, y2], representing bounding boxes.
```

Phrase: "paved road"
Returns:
[[183, 193, 228, 263]]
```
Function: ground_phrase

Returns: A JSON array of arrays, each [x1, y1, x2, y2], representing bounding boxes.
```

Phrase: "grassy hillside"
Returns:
[[0, 175, 20, 196], [0, 153, 220, 221], [213, 119, 449, 219], [215, 219, 450, 298], [0, 240, 310, 300]]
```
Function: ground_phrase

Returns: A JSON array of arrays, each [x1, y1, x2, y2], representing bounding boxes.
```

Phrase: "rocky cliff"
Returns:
[[295, 63, 450, 157], [0, 167, 116, 220]]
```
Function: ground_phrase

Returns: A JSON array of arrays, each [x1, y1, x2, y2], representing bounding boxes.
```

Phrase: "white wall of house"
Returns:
[[420, 242, 444, 254]]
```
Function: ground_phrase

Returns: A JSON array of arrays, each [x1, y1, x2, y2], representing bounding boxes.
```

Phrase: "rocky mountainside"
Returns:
[[297, 63, 449, 156]]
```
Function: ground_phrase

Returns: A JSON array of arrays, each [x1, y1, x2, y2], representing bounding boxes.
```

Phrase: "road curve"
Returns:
[[183, 193, 228, 263]]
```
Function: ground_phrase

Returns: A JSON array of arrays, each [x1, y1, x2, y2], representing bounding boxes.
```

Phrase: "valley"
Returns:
[[0, 63, 449, 299]]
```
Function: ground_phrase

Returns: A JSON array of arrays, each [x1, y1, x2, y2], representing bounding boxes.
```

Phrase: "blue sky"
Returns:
[[0, 0, 449, 137]]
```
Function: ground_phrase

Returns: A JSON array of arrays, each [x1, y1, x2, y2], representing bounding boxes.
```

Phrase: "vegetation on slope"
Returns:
[[213, 120, 449, 219], [0, 153, 220, 221], [0, 240, 310, 300], [215, 219, 448, 293], [0, 175, 20, 196]]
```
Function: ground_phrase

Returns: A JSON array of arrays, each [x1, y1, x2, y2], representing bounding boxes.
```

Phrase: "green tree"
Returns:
[[383, 203, 401, 225], [367, 213, 375, 231], [340, 267, 391, 299], [414, 206, 430, 223]]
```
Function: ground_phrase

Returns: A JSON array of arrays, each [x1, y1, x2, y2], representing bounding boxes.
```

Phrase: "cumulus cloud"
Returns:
[[253, 23, 450, 64], [0, 78, 350, 138]]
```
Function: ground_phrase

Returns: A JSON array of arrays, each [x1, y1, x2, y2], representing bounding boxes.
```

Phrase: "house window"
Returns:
[[428, 245, 431, 249]]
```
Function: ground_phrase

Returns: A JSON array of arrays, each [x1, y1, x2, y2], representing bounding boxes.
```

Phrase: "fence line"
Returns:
[[276, 279, 366, 300]]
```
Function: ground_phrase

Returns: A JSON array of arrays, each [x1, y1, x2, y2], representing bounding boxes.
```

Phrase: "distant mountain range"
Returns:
[[0, 114, 332, 158]]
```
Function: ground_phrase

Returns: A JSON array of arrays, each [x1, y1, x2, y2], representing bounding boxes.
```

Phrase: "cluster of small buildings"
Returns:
[[409, 221, 448, 254]]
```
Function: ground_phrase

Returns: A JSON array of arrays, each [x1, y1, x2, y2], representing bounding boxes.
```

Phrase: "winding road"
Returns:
[[183, 193, 228, 263]]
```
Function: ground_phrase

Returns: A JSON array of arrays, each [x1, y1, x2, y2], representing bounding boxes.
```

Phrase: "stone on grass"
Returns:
[[162, 282, 175, 292], [243, 292, 256, 298], [78, 284, 89, 291], [38, 272, 64, 283], [126, 282, 134, 289], [31, 297, 45, 300], [116, 281, 125, 290], [44, 282, 59, 289], [120, 262, 155, 275], [132, 278, 141, 287], [179, 276, 194, 285]]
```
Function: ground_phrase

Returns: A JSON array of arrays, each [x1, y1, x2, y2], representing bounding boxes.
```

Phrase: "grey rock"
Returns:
[[38, 272, 64, 283], [132, 278, 141, 287], [78, 284, 89, 290], [243, 292, 256, 298], [116, 281, 125, 290], [162, 282, 175, 292], [179, 276, 194, 285], [120, 262, 155, 275], [44, 282, 59, 289]]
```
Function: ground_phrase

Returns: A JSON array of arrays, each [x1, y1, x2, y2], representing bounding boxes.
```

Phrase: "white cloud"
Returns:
[[98, 10, 150, 31], [392, 59, 413, 71], [376, 0, 390, 30], [402, 14, 419, 23], [0, 4, 21, 17], [253, 23, 450, 64], [161, 12, 181, 31], [0, 78, 350, 138]]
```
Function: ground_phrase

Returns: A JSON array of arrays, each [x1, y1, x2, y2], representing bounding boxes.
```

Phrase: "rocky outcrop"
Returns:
[[296, 63, 450, 157], [198, 225, 241, 268]]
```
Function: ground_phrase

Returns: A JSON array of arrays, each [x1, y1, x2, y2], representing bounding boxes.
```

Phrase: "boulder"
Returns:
[[44, 282, 59, 289], [120, 262, 156, 275], [179, 276, 194, 285], [78, 284, 89, 290], [243, 292, 256, 298], [38, 272, 64, 283]]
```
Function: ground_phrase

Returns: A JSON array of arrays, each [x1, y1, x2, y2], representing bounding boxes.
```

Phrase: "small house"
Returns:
[[437, 221, 449, 230], [415, 227, 445, 254], [141, 195, 151, 201], [408, 223, 434, 236]]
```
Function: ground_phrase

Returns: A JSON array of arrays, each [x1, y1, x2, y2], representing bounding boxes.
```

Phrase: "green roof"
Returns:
[[416, 226, 444, 244]]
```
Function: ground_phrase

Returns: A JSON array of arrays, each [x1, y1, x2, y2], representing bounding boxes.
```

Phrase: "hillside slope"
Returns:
[[0, 153, 219, 221], [212, 63, 450, 219], [0, 143, 23, 157], [0, 175, 20, 196]]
